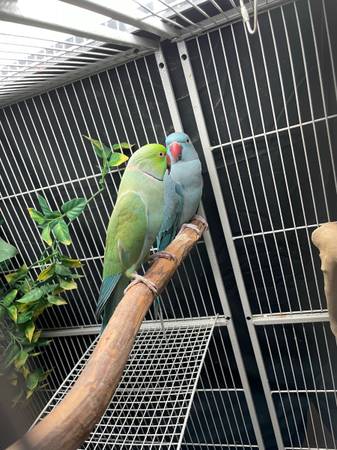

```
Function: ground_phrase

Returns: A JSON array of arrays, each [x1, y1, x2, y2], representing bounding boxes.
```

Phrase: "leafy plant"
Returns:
[[0, 138, 131, 404], [0, 238, 17, 264]]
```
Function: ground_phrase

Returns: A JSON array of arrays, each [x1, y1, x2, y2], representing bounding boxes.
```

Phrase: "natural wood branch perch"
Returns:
[[312, 222, 337, 338], [8, 218, 208, 450]]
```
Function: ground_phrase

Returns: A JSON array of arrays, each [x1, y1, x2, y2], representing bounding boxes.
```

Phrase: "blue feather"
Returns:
[[96, 275, 131, 331], [154, 132, 203, 328], [96, 274, 122, 319]]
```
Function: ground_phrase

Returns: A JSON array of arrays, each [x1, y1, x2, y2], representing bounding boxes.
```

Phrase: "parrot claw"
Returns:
[[124, 273, 158, 295], [149, 251, 177, 263], [193, 214, 209, 231], [178, 223, 202, 238]]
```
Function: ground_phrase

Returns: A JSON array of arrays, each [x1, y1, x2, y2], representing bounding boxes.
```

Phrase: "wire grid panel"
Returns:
[[257, 322, 337, 449], [185, 0, 337, 317], [0, 51, 223, 329], [182, 326, 259, 449], [36, 321, 215, 449], [182, 0, 337, 448]]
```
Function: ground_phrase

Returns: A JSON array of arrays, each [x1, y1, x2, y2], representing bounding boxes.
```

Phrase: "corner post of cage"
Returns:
[[155, 45, 265, 450], [175, 40, 285, 450]]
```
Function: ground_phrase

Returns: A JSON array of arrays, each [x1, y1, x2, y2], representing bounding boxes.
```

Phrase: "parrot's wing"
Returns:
[[157, 176, 183, 251], [96, 191, 148, 321], [96, 274, 122, 319]]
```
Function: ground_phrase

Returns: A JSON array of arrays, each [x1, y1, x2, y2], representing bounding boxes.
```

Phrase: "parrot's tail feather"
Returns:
[[101, 275, 130, 331], [96, 274, 122, 319]]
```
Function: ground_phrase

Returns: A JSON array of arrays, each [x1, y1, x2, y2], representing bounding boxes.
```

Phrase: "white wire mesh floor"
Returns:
[[35, 319, 216, 449]]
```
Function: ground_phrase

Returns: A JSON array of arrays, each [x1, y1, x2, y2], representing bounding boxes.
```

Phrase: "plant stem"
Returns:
[[86, 186, 105, 204]]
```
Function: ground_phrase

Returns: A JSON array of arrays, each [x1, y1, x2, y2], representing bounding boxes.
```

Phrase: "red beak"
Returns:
[[166, 154, 171, 173], [169, 142, 182, 161]]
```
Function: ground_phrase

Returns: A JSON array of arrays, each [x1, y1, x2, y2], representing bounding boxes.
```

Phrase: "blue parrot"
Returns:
[[153, 132, 205, 326]]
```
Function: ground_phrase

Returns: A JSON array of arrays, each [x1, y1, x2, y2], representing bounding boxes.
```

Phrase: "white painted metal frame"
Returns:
[[0, 0, 157, 48], [156, 47, 264, 450], [0, 0, 289, 108], [176, 0, 337, 448], [176, 39, 284, 449]]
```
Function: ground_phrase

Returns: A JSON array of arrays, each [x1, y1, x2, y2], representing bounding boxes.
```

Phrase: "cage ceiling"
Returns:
[[0, 0, 283, 107]]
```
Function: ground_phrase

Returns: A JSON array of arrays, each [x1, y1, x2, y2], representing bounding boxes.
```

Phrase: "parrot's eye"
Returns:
[[159, 152, 165, 157], [186, 139, 190, 143]]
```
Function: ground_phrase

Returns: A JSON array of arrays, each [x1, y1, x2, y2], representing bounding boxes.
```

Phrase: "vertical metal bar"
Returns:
[[156, 46, 265, 449], [155, 48, 239, 449], [176, 40, 284, 449]]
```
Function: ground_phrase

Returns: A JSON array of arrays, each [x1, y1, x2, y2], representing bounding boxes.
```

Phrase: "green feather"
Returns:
[[97, 144, 167, 329]]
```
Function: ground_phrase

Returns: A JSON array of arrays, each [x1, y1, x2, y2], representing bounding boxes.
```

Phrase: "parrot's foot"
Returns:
[[193, 214, 209, 231], [178, 223, 202, 238], [124, 273, 158, 295], [149, 251, 177, 263]]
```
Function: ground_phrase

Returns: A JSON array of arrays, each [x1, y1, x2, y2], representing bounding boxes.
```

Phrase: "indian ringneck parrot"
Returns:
[[96, 143, 170, 329], [154, 132, 205, 325]]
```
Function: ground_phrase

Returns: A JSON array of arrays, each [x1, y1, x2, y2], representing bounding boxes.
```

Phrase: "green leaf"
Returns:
[[15, 350, 29, 369], [5, 265, 28, 286], [35, 338, 51, 348], [84, 135, 112, 160], [26, 369, 43, 391], [20, 279, 32, 294], [55, 264, 72, 276], [7, 305, 17, 322], [28, 208, 46, 225], [16, 287, 44, 304], [37, 264, 55, 281], [32, 305, 46, 320], [39, 369, 52, 381], [59, 279, 77, 290], [40, 283, 58, 295], [17, 302, 29, 313], [25, 322, 35, 342], [112, 142, 134, 150], [2, 289, 18, 307], [47, 295, 67, 306], [21, 365, 30, 379], [60, 256, 82, 268], [0, 237, 17, 263], [37, 195, 52, 216], [61, 198, 87, 221], [108, 152, 129, 167], [32, 330, 42, 343], [41, 224, 53, 246], [53, 220, 71, 245], [17, 310, 34, 324], [4, 344, 20, 368], [84, 135, 103, 157]]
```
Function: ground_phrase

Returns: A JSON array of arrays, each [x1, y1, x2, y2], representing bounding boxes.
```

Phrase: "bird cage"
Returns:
[[0, 0, 336, 449]]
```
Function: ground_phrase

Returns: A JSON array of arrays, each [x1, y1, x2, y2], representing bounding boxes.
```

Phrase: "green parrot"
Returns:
[[96, 143, 170, 329]]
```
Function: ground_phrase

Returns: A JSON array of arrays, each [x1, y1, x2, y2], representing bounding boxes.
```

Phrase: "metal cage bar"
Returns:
[[156, 47, 264, 450], [176, 37, 285, 449], [176, 0, 337, 448]]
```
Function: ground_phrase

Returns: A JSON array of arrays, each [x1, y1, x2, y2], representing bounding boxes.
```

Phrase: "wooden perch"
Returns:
[[8, 218, 208, 450], [312, 222, 337, 338]]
